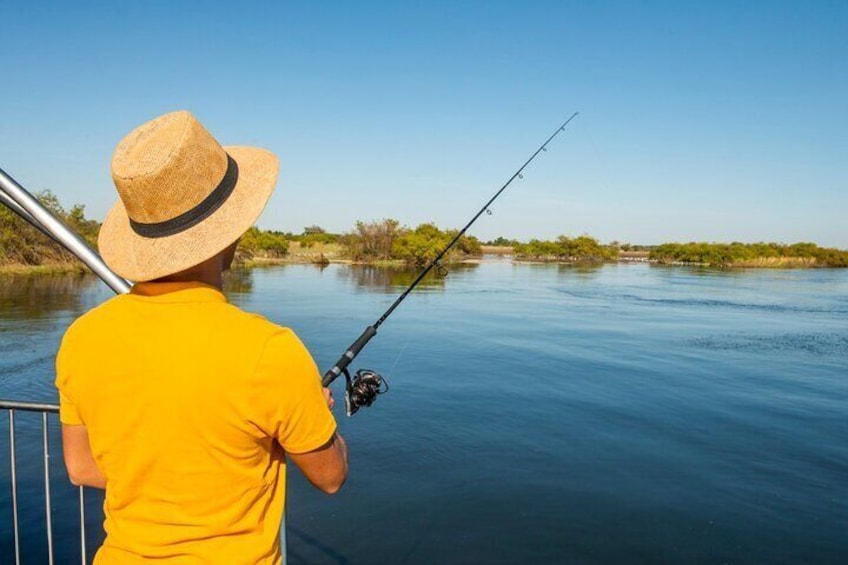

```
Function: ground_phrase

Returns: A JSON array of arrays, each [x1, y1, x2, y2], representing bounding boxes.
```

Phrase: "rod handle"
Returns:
[[322, 325, 378, 387]]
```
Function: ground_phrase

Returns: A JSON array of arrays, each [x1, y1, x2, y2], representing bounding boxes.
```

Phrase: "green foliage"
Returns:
[[392, 223, 452, 267], [297, 232, 340, 248], [286, 225, 341, 248], [237, 226, 289, 258], [342, 219, 481, 265], [67, 204, 100, 247], [5, 191, 844, 271], [0, 191, 93, 266], [456, 233, 482, 256], [486, 236, 519, 247], [342, 219, 402, 261], [813, 247, 848, 267], [649, 241, 848, 267], [514, 235, 617, 262]]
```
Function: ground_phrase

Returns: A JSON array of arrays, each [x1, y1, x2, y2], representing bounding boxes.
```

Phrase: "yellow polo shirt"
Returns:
[[55, 281, 336, 565]]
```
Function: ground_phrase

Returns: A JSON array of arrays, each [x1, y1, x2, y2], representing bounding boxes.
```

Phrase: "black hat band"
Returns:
[[130, 154, 238, 238]]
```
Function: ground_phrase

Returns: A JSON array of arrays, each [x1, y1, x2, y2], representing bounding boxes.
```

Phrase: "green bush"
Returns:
[[649, 241, 848, 267], [486, 236, 519, 247], [238, 226, 289, 258], [514, 235, 617, 262], [0, 190, 93, 266], [342, 220, 482, 265], [392, 223, 450, 266], [342, 219, 402, 261]]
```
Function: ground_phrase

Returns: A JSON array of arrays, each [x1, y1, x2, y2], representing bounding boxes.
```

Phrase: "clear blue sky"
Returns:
[[2, 1, 846, 247]]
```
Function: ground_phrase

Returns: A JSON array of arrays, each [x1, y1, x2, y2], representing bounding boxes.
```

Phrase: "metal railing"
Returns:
[[2, 399, 89, 565]]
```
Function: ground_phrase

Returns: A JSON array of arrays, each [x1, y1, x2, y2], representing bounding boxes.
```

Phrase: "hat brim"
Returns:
[[98, 146, 279, 281]]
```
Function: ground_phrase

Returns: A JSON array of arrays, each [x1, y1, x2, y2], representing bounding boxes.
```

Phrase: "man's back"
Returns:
[[56, 281, 336, 564]]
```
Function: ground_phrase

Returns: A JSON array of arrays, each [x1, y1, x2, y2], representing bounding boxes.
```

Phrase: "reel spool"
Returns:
[[343, 369, 389, 416]]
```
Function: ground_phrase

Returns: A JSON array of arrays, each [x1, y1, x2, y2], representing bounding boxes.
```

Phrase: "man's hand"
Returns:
[[322, 387, 335, 410]]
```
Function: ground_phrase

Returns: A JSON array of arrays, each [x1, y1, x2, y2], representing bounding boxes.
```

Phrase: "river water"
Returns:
[[1, 261, 846, 564]]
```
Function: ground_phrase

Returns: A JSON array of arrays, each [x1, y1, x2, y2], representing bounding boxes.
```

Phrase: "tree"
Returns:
[[342, 219, 402, 261]]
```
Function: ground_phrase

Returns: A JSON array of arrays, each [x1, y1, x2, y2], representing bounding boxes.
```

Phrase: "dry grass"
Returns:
[[240, 242, 349, 267], [0, 261, 88, 275], [731, 257, 817, 268], [480, 245, 514, 255]]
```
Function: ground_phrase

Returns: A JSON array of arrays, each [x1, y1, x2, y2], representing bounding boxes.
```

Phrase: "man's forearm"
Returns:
[[62, 424, 107, 489], [69, 469, 107, 489]]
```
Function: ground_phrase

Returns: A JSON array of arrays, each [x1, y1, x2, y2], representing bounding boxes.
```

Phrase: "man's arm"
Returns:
[[61, 424, 106, 489], [287, 431, 348, 494], [288, 386, 347, 494]]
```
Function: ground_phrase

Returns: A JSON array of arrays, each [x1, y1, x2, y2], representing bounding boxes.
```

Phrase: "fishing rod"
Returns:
[[323, 112, 579, 416], [0, 167, 131, 294]]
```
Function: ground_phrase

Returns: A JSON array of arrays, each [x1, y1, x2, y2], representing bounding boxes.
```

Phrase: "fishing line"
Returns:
[[323, 112, 580, 416], [386, 342, 409, 378]]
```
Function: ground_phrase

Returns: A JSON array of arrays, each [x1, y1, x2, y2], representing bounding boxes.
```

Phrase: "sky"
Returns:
[[1, 1, 846, 247]]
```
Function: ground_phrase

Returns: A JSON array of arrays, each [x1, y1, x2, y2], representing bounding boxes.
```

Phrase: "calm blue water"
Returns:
[[1, 261, 846, 564]]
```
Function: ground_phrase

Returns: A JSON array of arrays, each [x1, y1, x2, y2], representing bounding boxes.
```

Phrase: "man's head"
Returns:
[[98, 111, 279, 281]]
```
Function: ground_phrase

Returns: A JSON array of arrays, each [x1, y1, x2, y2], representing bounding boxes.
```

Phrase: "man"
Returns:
[[55, 110, 347, 564]]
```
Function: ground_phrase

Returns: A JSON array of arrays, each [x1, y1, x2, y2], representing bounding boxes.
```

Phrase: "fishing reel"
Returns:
[[342, 368, 389, 416]]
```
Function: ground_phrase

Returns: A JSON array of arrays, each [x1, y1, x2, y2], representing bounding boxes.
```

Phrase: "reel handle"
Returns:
[[322, 325, 377, 387]]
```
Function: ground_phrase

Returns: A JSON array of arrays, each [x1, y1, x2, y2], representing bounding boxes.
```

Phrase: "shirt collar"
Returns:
[[129, 281, 227, 303]]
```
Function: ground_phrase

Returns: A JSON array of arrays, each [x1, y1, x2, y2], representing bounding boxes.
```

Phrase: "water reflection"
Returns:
[[648, 264, 746, 278], [223, 268, 255, 295], [0, 272, 99, 320], [557, 263, 604, 278], [337, 263, 479, 293]]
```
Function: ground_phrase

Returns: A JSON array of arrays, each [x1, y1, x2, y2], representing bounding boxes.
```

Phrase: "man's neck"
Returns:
[[156, 270, 223, 290], [154, 256, 224, 290], [151, 241, 237, 290]]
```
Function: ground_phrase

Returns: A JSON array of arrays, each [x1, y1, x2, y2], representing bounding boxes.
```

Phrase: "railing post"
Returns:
[[43, 412, 55, 564], [9, 409, 21, 565], [79, 486, 87, 565]]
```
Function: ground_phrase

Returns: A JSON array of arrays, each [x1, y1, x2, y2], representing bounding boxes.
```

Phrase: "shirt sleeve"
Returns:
[[55, 332, 84, 426], [251, 329, 337, 454]]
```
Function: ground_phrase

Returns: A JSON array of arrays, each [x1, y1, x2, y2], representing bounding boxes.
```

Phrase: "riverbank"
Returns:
[[3, 249, 845, 276], [0, 262, 90, 275]]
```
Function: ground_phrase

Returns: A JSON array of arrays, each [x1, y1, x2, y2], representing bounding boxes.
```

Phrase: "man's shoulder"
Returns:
[[63, 293, 286, 342], [62, 294, 129, 339], [216, 303, 288, 341]]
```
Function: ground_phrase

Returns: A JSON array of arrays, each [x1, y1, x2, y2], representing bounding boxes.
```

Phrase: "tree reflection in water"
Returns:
[[223, 268, 255, 295], [556, 262, 604, 278], [337, 263, 480, 293], [0, 272, 101, 320]]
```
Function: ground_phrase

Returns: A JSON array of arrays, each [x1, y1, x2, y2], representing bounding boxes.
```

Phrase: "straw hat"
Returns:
[[98, 111, 279, 281]]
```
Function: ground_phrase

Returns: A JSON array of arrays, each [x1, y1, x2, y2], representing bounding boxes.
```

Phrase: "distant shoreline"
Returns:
[[0, 262, 89, 276], [3, 250, 843, 277]]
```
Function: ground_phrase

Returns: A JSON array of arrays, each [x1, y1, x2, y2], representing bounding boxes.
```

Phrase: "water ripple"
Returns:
[[690, 332, 848, 355]]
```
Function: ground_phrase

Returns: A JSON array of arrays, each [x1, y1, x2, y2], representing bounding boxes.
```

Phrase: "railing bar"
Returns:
[[80, 486, 87, 565], [0, 399, 60, 412], [44, 412, 55, 565], [10, 410, 21, 565]]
